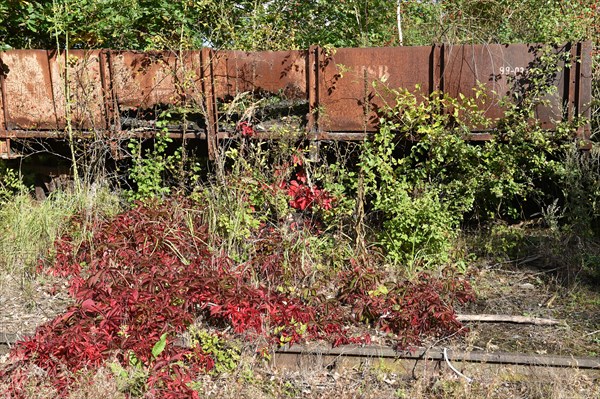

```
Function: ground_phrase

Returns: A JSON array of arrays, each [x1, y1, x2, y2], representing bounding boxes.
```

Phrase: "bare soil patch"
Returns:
[[455, 262, 600, 357], [0, 274, 72, 343]]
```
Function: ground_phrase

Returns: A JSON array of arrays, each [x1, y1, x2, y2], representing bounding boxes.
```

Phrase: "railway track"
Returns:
[[274, 344, 600, 379], [2, 332, 599, 379]]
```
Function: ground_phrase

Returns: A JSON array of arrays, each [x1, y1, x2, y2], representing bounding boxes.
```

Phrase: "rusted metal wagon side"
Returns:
[[307, 42, 592, 141], [0, 42, 593, 159], [0, 49, 208, 158]]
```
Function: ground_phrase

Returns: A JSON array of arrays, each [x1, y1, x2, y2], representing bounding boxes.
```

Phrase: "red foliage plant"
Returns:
[[0, 199, 474, 398], [287, 179, 333, 211], [277, 168, 333, 212], [337, 260, 475, 348], [237, 121, 254, 138]]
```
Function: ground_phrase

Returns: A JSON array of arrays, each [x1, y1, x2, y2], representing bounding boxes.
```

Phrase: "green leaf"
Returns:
[[151, 332, 168, 359]]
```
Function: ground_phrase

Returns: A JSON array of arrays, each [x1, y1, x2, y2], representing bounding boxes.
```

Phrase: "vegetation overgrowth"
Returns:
[[1, 0, 599, 50], [0, 198, 474, 397], [1, 0, 600, 398]]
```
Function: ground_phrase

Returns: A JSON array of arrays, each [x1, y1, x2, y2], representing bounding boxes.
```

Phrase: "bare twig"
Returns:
[[443, 347, 473, 383], [457, 314, 560, 326]]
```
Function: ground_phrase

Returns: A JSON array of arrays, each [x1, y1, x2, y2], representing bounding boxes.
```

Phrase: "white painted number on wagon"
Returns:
[[499, 66, 525, 75]]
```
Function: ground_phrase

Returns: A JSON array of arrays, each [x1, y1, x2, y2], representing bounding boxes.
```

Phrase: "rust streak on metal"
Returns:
[[211, 49, 307, 99], [65, 50, 109, 130], [98, 50, 111, 130], [576, 41, 593, 143], [201, 48, 218, 159], [316, 132, 368, 141], [316, 46, 433, 132], [0, 53, 9, 132], [1, 50, 59, 130], [567, 43, 576, 121], [0, 129, 66, 139], [307, 45, 319, 134], [0, 129, 205, 141], [106, 50, 121, 134], [0, 53, 10, 157]]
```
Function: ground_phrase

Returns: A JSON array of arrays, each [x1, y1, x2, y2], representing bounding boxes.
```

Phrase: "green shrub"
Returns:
[[0, 165, 27, 204], [360, 121, 460, 269], [359, 47, 585, 269], [560, 145, 600, 237], [188, 327, 240, 374], [126, 125, 181, 202]]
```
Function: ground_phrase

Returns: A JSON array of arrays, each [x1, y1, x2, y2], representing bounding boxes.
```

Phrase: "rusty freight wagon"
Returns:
[[0, 42, 593, 161]]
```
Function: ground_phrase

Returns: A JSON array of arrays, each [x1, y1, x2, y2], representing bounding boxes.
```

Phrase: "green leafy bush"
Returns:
[[188, 327, 240, 374], [0, 165, 26, 204], [358, 47, 586, 269], [560, 145, 600, 237], [126, 122, 181, 202], [361, 119, 459, 265]]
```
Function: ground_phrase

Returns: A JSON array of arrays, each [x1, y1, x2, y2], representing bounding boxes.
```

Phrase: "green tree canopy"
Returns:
[[1, 0, 598, 51]]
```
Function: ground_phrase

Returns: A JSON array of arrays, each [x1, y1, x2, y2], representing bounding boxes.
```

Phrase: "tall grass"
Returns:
[[0, 184, 121, 286]]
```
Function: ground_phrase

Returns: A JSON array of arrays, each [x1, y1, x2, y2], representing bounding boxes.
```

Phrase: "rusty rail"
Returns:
[[2, 332, 599, 374], [275, 344, 600, 370], [0, 43, 593, 158]]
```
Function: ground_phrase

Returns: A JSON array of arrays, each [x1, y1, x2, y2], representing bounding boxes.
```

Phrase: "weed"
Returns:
[[108, 333, 169, 397], [0, 185, 120, 283], [0, 166, 27, 204], [125, 114, 182, 202], [560, 144, 600, 238], [355, 46, 586, 271], [0, 199, 473, 397], [188, 327, 240, 374]]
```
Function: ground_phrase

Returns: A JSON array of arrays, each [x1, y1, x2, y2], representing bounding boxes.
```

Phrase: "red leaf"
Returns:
[[81, 298, 100, 314]]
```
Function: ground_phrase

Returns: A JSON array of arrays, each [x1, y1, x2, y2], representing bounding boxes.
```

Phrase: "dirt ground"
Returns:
[[455, 261, 600, 358], [0, 273, 72, 345]]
